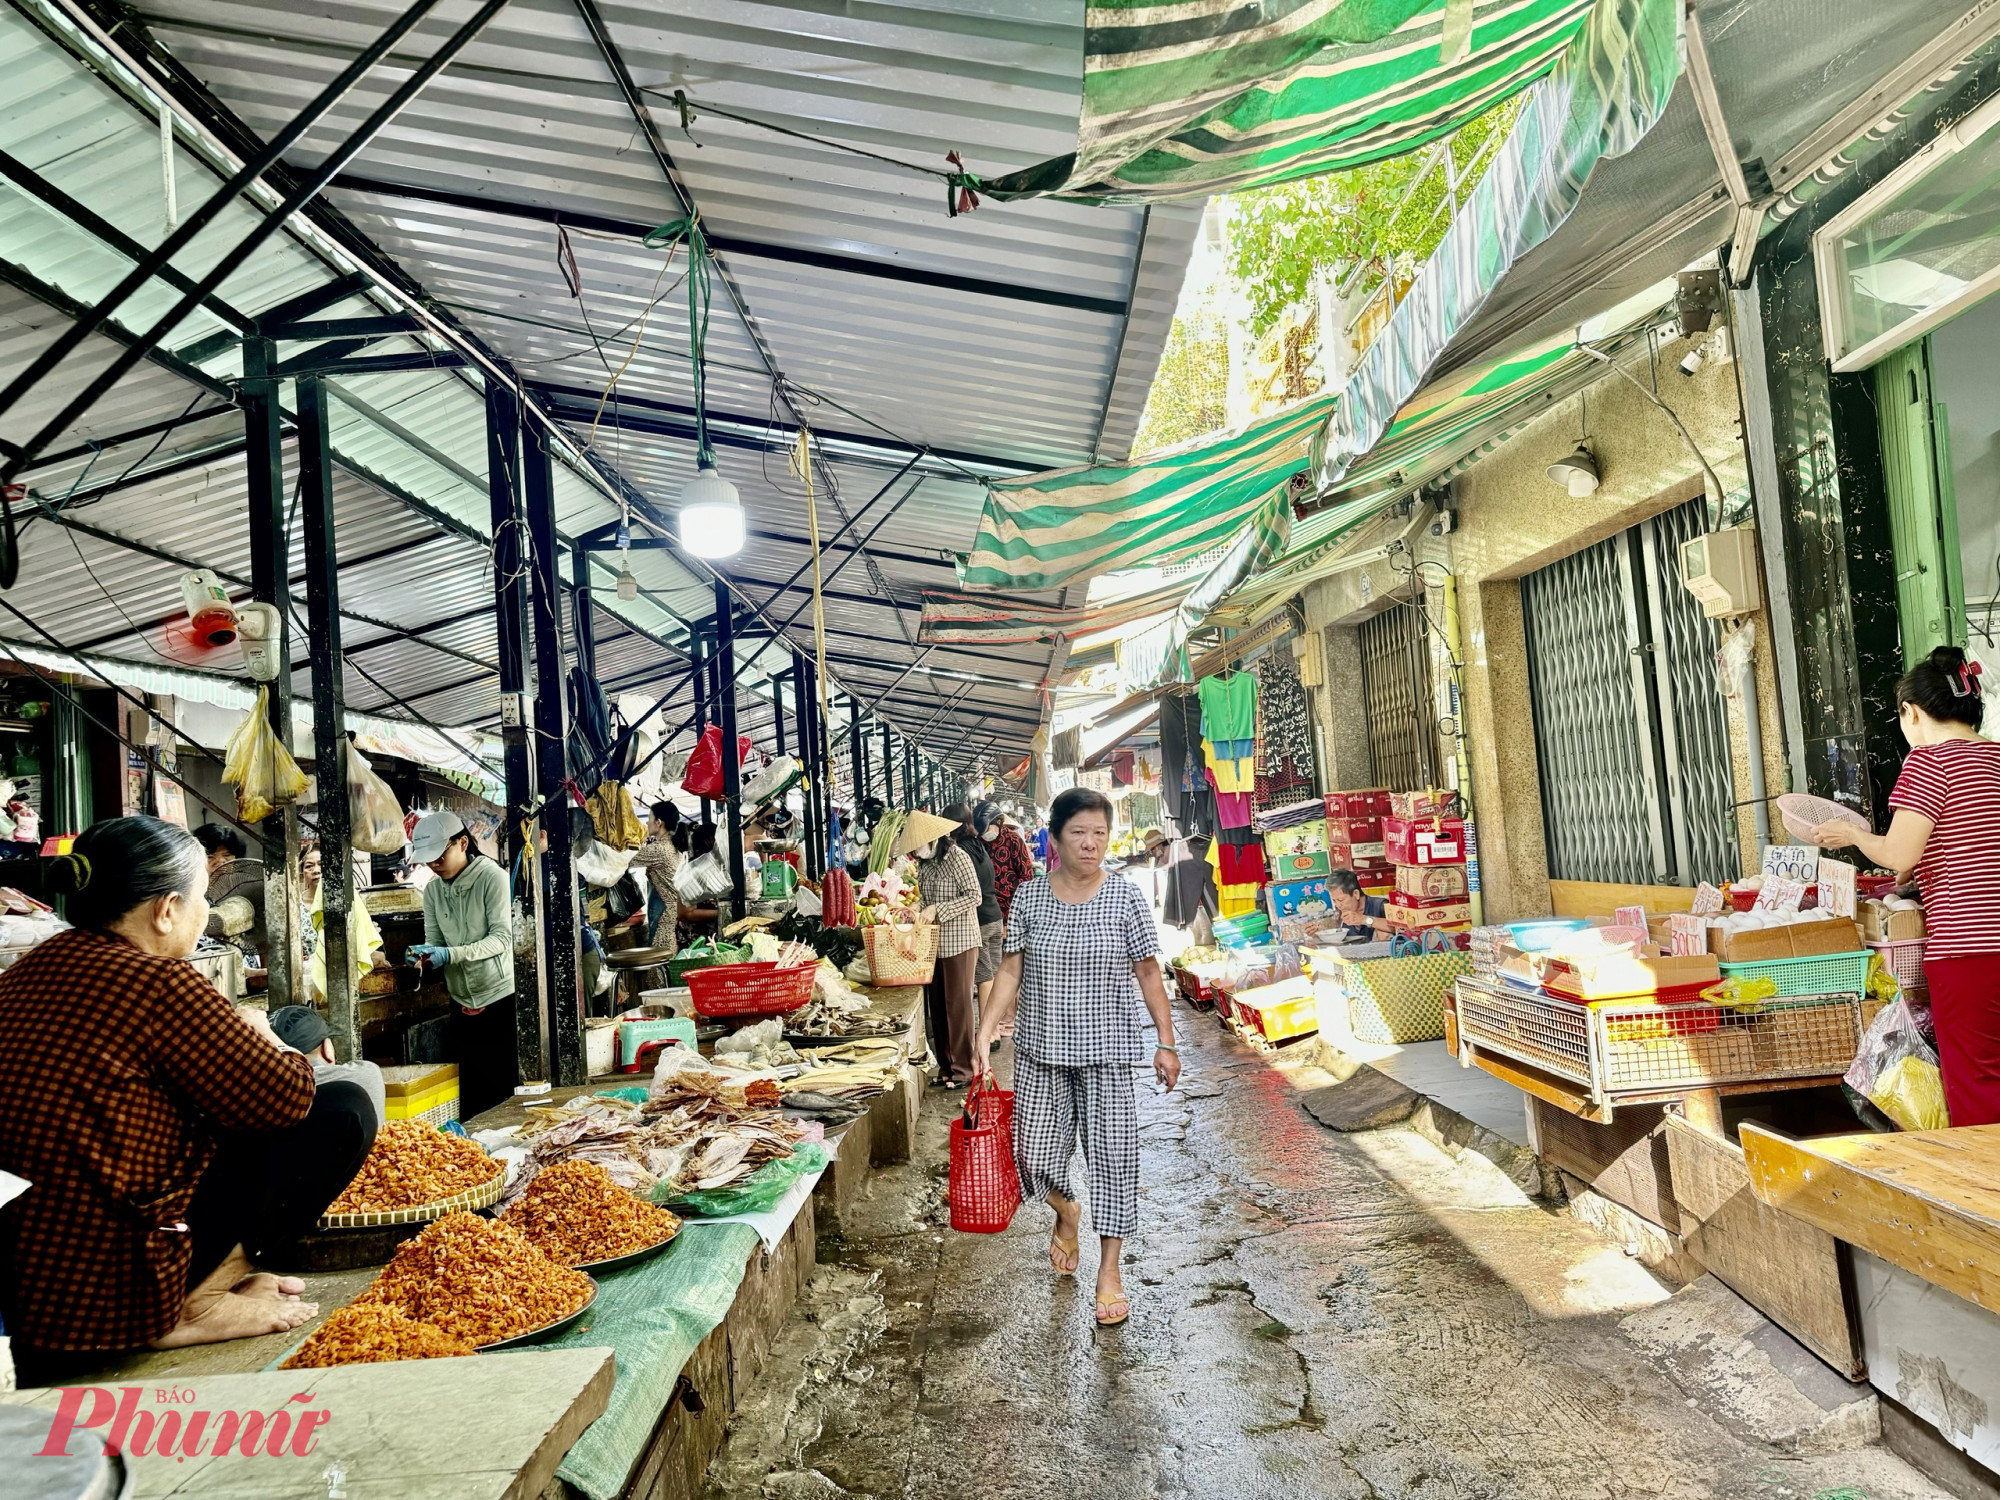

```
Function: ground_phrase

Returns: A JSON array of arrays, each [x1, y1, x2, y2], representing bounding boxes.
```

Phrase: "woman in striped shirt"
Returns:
[[1814, 646, 2000, 1124]]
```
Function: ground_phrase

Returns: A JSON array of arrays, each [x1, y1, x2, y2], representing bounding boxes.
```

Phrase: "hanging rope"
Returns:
[[791, 428, 832, 755], [658, 87, 982, 217]]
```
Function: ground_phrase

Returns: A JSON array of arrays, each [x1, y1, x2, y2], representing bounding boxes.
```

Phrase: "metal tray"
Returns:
[[575, 1229, 679, 1275], [476, 1280, 599, 1351]]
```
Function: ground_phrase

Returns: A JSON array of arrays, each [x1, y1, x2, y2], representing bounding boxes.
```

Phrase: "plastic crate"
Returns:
[[1869, 938, 1927, 998], [1236, 992, 1320, 1044], [1716, 950, 1871, 998], [1318, 949, 1468, 1044], [685, 961, 816, 1017]]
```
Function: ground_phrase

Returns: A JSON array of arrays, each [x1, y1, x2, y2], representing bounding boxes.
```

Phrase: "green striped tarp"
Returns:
[[985, 0, 1598, 203], [957, 396, 1329, 592]]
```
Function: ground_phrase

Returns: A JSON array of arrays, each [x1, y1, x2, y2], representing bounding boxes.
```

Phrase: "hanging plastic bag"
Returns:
[[1844, 997, 1948, 1130], [743, 754, 803, 809], [575, 840, 637, 889], [221, 686, 307, 824], [586, 780, 644, 850], [346, 745, 408, 855]]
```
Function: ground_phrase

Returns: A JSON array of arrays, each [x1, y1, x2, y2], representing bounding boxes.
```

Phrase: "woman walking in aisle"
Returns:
[[944, 802, 1004, 1015], [975, 787, 1179, 1327], [900, 810, 983, 1088], [1814, 645, 2000, 1123]]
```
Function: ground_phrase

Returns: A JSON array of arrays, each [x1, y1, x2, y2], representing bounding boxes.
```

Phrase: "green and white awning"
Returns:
[[958, 396, 1330, 593], [984, 0, 1598, 203]]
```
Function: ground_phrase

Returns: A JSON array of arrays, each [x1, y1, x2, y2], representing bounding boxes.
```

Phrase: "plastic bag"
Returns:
[[346, 745, 407, 854], [221, 686, 307, 824], [575, 840, 637, 889], [682, 726, 754, 801], [659, 1142, 827, 1217], [1845, 997, 1947, 1130]]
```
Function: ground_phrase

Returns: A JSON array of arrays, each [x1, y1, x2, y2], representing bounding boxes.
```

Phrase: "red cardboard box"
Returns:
[[1383, 815, 1466, 866], [1386, 893, 1473, 929], [1394, 863, 1468, 899], [1326, 788, 1392, 819], [1326, 840, 1390, 869], [1325, 815, 1383, 846], [1388, 788, 1462, 820]]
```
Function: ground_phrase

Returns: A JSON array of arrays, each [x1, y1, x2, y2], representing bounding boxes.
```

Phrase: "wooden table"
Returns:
[[1742, 1122, 2000, 1315]]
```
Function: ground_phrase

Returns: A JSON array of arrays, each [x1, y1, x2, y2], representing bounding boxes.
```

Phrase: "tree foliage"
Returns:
[[1132, 306, 1228, 458], [1226, 101, 1520, 338]]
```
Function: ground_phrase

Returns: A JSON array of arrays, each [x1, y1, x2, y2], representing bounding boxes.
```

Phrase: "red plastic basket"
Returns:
[[948, 1081, 1020, 1233], [685, 961, 817, 1017]]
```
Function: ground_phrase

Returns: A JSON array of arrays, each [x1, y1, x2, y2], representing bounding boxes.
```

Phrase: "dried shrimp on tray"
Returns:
[[319, 1120, 504, 1229]]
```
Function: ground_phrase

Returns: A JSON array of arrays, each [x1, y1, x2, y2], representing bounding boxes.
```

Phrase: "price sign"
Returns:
[[1762, 844, 1819, 885], [1817, 857, 1857, 919], [1691, 882, 1725, 916], [1614, 904, 1647, 932], [1754, 875, 1808, 917], [1668, 913, 1709, 956]]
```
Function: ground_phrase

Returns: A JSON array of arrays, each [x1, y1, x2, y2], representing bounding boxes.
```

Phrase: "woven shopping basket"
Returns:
[[948, 1079, 1020, 1233], [865, 921, 940, 986]]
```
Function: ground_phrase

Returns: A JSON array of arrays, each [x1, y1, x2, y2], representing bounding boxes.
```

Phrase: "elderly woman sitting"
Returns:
[[0, 816, 377, 1385]]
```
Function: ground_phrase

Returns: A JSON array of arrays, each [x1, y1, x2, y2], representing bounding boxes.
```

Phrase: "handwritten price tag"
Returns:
[[1754, 875, 1808, 917], [1691, 882, 1725, 916], [1668, 913, 1709, 957], [1614, 904, 1647, 932], [1817, 857, 1857, 918], [1762, 843, 1819, 885]]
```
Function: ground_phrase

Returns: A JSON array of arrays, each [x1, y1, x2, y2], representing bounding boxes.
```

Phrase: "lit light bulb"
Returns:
[[680, 463, 744, 559]]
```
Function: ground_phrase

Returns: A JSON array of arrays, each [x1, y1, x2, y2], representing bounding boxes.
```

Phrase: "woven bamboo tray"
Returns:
[[316, 1166, 505, 1231]]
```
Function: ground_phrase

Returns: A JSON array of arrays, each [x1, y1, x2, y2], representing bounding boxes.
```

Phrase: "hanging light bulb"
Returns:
[[680, 462, 744, 558], [616, 557, 638, 601]]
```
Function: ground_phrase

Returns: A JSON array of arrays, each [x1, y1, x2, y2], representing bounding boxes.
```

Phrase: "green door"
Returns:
[[1875, 341, 1964, 665]]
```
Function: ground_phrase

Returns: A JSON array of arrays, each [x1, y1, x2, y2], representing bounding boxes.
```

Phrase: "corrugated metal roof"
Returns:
[[0, 0, 1198, 772]]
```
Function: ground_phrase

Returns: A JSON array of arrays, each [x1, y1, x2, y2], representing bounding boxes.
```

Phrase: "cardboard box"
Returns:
[[1269, 849, 1332, 880], [1383, 815, 1466, 866], [1395, 863, 1468, 899], [1325, 788, 1392, 819], [1386, 893, 1472, 929], [1326, 840, 1390, 869], [1707, 916, 1865, 964], [1859, 898, 1924, 944], [1325, 815, 1383, 846], [1262, 819, 1329, 859], [1544, 951, 1721, 1000], [1389, 788, 1461, 820], [1266, 876, 1333, 920]]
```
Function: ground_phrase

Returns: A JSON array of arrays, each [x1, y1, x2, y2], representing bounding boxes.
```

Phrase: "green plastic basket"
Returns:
[[1717, 950, 1872, 997]]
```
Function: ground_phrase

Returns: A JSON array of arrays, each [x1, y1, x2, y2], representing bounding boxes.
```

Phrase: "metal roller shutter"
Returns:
[[1358, 600, 1437, 792], [1521, 498, 1733, 887]]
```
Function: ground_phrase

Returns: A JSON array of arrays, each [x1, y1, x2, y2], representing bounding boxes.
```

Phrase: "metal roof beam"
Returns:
[[327, 173, 1128, 317], [11, 404, 239, 477], [531, 384, 1036, 479]]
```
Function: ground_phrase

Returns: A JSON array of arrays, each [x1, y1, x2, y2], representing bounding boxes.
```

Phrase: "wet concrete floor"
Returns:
[[704, 1006, 1950, 1500]]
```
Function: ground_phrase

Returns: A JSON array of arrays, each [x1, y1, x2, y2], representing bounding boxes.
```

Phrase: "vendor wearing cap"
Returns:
[[269, 1005, 386, 1128], [407, 811, 516, 1119]]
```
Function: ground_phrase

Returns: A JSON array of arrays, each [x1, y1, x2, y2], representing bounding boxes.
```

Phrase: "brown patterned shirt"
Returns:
[[0, 929, 316, 1350]]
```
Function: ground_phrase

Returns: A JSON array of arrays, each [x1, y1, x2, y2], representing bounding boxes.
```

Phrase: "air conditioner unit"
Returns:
[[1680, 527, 1762, 618]]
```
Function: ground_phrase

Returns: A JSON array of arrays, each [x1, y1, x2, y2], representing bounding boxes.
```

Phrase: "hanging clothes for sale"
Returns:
[[1209, 766, 1253, 831], [1202, 740, 1256, 795], [1254, 649, 1316, 808], [1051, 726, 1083, 770], [1112, 749, 1135, 786], [1162, 836, 1218, 928], [1198, 672, 1257, 752], [1215, 839, 1266, 887], [1207, 836, 1259, 919], [1157, 693, 1215, 837]]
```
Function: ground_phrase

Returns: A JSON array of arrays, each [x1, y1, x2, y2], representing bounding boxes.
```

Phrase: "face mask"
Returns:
[[914, 841, 936, 861], [981, 827, 998, 842]]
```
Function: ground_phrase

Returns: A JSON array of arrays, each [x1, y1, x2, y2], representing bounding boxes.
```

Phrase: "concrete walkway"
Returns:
[[702, 1003, 1950, 1499]]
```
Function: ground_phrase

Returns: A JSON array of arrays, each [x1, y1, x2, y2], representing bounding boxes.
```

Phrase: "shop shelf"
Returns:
[[1717, 951, 1871, 998]]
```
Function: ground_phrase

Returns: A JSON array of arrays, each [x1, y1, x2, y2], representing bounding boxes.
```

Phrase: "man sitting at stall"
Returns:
[[406, 811, 516, 1120], [194, 821, 268, 973], [269, 1004, 387, 1128], [1327, 868, 1391, 942], [0, 816, 376, 1385]]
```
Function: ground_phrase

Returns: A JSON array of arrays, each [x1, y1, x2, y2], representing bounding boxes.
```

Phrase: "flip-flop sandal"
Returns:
[[1049, 1233, 1080, 1276], [1095, 1294, 1130, 1327]]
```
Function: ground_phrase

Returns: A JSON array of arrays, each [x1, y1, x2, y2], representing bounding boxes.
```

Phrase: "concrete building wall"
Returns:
[[1302, 331, 1790, 921]]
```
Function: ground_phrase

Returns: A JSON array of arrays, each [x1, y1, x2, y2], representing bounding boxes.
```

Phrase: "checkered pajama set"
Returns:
[[1004, 874, 1162, 1239]]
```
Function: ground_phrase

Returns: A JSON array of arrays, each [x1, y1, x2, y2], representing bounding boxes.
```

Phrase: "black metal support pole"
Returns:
[[525, 421, 583, 1086], [242, 336, 301, 1006], [572, 540, 598, 690], [715, 579, 746, 921], [880, 725, 894, 809], [806, 658, 828, 878], [297, 377, 356, 1058], [692, 628, 711, 829], [904, 742, 916, 811], [772, 667, 788, 758], [850, 698, 867, 803], [793, 651, 816, 879], [485, 380, 539, 1081]]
